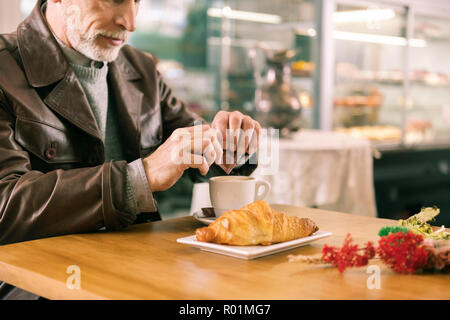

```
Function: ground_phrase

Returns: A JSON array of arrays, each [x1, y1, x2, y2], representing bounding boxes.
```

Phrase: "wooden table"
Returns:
[[0, 205, 448, 300]]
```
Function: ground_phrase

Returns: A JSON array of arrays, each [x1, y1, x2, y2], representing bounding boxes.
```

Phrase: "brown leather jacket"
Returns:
[[0, 2, 218, 245]]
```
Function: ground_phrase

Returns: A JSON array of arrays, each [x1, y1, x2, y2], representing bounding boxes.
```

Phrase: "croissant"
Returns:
[[196, 201, 318, 246]]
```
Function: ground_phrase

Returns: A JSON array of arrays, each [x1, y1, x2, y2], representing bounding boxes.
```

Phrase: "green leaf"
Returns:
[[378, 226, 410, 237]]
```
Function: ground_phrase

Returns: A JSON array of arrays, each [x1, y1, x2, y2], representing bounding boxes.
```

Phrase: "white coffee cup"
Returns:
[[209, 176, 271, 217]]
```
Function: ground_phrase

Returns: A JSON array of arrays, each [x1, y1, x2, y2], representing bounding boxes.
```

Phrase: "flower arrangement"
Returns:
[[288, 231, 449, 274], [288, 207, 450, 274]]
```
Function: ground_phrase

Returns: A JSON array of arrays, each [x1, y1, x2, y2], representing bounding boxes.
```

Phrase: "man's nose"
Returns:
[[114, 1, 138, 32]]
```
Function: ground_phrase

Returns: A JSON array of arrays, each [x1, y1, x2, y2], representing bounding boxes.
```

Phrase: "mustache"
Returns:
[[92, 30, 129, 41]]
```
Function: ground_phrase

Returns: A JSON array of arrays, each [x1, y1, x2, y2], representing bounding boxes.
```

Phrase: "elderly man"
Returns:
[[0, 0, 260, 298]]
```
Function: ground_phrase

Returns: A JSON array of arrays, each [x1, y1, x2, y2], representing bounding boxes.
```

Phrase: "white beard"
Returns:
[[68, 29, 125, 62], [63, 4, 128, 62]]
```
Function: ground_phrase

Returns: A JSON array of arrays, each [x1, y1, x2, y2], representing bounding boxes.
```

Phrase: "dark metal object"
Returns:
[[250, 46, 303, 137]]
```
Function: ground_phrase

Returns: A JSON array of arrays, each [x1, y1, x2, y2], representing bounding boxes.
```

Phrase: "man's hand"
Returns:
[[211, 111, 261, 173], [142, 112, 261, 192], [142, 125, 222, 192]]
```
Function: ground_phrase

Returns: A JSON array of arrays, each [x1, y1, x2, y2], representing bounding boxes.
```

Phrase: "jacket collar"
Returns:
[[17, 0, 69, 87], [16, 0, 143, 155]]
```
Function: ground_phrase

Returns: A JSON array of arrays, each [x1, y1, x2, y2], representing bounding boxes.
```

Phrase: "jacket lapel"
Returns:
[[108, 52, 143, 161], [43, 72, 102, 141]]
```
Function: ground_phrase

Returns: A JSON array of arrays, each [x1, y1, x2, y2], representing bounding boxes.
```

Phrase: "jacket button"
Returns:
[[45, 147, 57, 160]]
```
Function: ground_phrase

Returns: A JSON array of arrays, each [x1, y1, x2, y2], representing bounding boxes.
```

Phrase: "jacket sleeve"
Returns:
[[0, 102, 136, 245]]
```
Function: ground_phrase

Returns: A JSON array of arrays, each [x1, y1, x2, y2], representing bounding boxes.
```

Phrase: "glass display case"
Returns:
[[408, 13, 450, 145], [317, 0, 450, 225], [318, 0, 450, 149], [332, 2, 407, 144]]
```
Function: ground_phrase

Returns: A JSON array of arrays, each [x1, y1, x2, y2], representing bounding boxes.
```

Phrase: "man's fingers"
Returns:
[[171, 124, 211, 142], [211, 111, 228, 148], [248, 120, 261, 155], [187, 154, 210, 176], [202, 142, 216, 166], [183, 137, 212, 158], [255, 121, 262, 148], [241, 116, 256, 151], [228, 111, 243, 151], [211, 111, 261, 161], [203, 128, 223, 164], [180, 135, 219, 166], [172, 125, 225, 169], [175, 124, 211, 134], [248, 130, 258, 155]]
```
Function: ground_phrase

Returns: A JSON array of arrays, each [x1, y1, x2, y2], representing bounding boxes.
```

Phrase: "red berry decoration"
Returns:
[[377, 231, 429, 274], [292, 230, 448, 274], [322, 233, 375, 273]]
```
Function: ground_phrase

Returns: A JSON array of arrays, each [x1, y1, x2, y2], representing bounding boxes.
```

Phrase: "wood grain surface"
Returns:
[[0, 204, 448, 300]]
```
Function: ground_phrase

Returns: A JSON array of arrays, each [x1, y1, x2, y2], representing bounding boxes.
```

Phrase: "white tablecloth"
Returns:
[[190, 129, 377, 217]]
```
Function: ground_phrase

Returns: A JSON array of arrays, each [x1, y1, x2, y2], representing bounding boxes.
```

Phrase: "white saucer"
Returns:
[[191, 210, 217, 225]]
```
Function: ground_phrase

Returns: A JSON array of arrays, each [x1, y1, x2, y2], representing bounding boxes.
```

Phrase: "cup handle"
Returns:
[[254, 179, 271, 201]]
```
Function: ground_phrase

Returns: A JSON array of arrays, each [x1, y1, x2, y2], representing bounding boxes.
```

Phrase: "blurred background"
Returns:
[[2, 0, 450, 225]]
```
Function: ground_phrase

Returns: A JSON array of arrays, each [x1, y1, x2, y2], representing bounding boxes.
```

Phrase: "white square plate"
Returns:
[[177, 230, 332, 260]]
